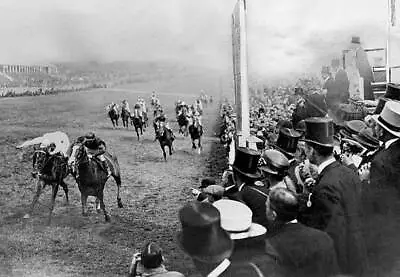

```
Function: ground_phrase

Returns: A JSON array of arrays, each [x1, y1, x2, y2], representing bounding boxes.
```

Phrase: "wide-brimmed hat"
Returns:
[[259, 149, 289, 176], [303, 117, 334, 147], [232, 147, 262, 179], [372, 101, 400, 137], [213, 199, 266, 240], [352, 127, 380, 150], [177, 202, 233, 263], [274, 128, 302, 158]]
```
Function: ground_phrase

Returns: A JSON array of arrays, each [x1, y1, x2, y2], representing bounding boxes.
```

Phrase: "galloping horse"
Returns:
[[130, 108, 144, 140], [24, 148, 70, 225], [68, 143, 123, 222], [121, 108, 131, 129], [106, 104, 120, 128], [155, 124, 174, 161], [177, 107, 189, 136], [189, 117, 203, 154]]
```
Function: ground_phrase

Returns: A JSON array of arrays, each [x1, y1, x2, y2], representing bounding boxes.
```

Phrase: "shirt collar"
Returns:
[[318, 157, 336, 175], [385, 138, 399, 150]]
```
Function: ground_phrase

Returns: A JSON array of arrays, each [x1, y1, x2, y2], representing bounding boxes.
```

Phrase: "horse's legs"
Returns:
[[161, 145, 167, 161], [140, 126, 143, 135], [61, 181, 69, 205], [135, 127, 140, 140], [192, 139, 196, 149], [98, 193, 110, 222], [110, 119, 115, 129], [95, 198, 101, 213], [169, 144, 173, 155], [112, 174, 123, 208], [47, 183, 59, 225], [24, 178, 43, 219], [81, 193, 88, 216]]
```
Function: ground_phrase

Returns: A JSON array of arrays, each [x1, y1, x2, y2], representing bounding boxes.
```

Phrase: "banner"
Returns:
[[231, 0, 249, 138]]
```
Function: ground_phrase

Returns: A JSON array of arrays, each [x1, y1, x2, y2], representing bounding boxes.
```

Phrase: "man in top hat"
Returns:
[[265, 187, 339, 277], [177, 201, 282, 277], [273, 128, 303, 191], [298, 117, 368, 276], [225, 147, 270, 228]]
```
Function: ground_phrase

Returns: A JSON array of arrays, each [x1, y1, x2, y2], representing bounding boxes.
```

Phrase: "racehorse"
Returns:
[[188, 117, 203, 154], [130, 115, 143, 140], [177, 113, 189, 136], [155, 124, 174, 161], [68, 143, 123, 222], [121, 109, 130, 129], [24, 148, 70, 225], [107, 104, 120, 129]]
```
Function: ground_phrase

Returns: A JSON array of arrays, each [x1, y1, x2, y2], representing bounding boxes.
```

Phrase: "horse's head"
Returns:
[[68, 143, 87, 169], [32, 149, 50, 175]]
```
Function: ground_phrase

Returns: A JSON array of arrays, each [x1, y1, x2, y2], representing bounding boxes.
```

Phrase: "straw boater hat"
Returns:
[[352, 127, 380, 150], [213, 199, 266, 240], [372, 101, 400, 137]]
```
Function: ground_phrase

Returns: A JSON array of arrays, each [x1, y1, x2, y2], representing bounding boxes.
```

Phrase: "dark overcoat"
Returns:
[[298, 161, 368, 276]]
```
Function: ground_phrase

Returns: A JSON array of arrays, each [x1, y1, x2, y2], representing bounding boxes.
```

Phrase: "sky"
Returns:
[[0, 0, 399, 80]]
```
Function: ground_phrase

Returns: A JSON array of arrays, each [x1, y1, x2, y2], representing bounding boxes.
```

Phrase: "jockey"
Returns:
[[194, 99, 203, 115], [154, 112, 175, 139], [121, 99, 131, 114], [75, 132, 111, 178], [193, 110, 203, 127]]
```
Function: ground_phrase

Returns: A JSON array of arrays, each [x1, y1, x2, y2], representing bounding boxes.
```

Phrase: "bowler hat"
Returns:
[[177, 202, 233, 263], [304, 117, 335, 147], [372, 101, 400, 137], [274, 128, 302, 158], [259, 149, 289, 176], [232, 147, 262, 179], [351, 36, 361, 44]]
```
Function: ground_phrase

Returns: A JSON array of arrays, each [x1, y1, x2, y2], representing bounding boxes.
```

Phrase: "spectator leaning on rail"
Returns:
[[129, 242, 184, 277]]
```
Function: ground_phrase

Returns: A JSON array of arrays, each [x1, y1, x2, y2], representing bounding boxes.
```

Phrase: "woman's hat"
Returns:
[[352, 127, 380, 150], [259, 149, 289, 176], [213, 199, 266, 240], [372, 100, 400, 137], [303, 117, 335, 147], [232, 147, 262, 179], [177, 202, 233, 263], [274, 128, 302, 158]]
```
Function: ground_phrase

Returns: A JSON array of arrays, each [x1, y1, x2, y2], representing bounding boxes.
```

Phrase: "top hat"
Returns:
[[303, 117, 335, 147], [177, 201, 233, 263], [351, 36, 361, 44], [232, 147, 262, 179], [259, 149, 290, 175], [372, 101, 400, 137], [274, 128, 302, 158], [384, 83, 400, 101], [213, 199, 266, 240], [352, 127, 380, 150]]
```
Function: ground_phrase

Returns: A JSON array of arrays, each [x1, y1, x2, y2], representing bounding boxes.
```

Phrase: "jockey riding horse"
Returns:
[[154, 112, 175, 141], [71, 132, 112, 180]]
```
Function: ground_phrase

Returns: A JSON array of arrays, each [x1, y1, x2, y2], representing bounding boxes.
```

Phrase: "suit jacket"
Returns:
[[298, 161, 368, 276], [265, 222, 339, 277], [335, 69, 350, 103]]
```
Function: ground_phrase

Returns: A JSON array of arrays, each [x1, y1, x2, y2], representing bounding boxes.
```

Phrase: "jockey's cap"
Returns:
[[40, 138, 51, 148], [85, 132, 95, 139]]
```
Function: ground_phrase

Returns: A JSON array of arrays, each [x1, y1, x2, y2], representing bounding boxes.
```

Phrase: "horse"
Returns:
[[107, 104, 120, 129], [130, 115, 143, 140], [24, 148, 70, 225], [155, 124, 174, 161], [142, 111, 149, 129], [189, 117, 203, 154], [121, 109, 131, 129], [68, 143, 123, 222]]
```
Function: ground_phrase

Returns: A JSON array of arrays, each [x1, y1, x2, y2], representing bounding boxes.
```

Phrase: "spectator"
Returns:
[[129, 242, 184, 277]]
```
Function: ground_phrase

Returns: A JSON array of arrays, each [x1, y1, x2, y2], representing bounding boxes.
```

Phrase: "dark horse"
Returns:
[[107, 104, 120, 129], [69, 143, 123, 222], [24, 148, 70, 225], [121, 109, 130, 129], [131, 115, 144, 140], [189, 117, 203, 154], [177, 112, 189, 136], [155, 125, 174, 161]]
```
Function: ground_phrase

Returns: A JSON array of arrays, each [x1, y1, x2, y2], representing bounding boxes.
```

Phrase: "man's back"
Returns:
[[266, 222, 339, 277]]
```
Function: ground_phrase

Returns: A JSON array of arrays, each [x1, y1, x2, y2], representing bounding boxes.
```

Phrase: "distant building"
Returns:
[[0, 64, 58, 75]]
